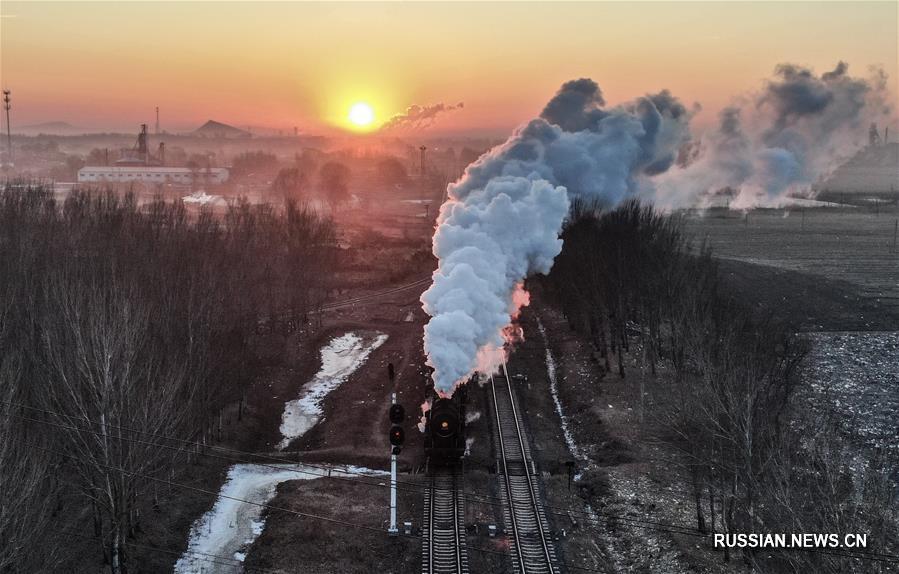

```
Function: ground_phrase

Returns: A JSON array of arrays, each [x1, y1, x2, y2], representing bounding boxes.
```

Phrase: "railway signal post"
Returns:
[[388, 394, 405, 536]]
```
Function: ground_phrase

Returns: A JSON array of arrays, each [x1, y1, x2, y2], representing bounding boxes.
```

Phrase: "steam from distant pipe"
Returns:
[[381, 102, 464, 132]]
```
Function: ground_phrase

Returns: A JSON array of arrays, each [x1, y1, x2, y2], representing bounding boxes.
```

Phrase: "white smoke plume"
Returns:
[[421, 79, 692, 394], [422, 64, 894, 395], [381, 102, 464, 132], [653, 62, 895, 208]]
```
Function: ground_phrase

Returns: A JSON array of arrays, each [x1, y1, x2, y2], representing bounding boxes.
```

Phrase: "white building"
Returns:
[[77, 166, 229, 185]]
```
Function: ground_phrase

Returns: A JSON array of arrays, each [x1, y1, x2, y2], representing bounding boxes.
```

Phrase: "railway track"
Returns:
[[422, 465, 469, 574], [318, 277, 431, 312], [491, 361, 559, 574]]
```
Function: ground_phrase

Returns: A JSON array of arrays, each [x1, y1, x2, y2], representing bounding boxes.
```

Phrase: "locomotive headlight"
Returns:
[[441, 421, 449, 430]]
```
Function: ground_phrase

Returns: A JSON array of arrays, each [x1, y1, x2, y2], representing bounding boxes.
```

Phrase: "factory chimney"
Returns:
[[155, 106, 160, 135], [419, 145, 427, 176], [138, 124, 149, 164]]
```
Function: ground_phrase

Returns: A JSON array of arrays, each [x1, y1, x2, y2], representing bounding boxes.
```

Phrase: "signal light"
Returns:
[[389, 403, 405, 424], [389, 425, 405, 446]]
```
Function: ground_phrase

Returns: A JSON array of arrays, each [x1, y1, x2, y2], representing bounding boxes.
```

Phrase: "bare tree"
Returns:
[[0, 182, 337, 570], [272, 166, 308, 204], [40, 276, 194, 574], [0, 330, 62, 572], [319, 161, 350, 213], [541, 200, 898, 572]]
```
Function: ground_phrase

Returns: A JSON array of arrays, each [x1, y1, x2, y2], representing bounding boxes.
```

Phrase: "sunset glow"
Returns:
[[1, 1, 895, 135]]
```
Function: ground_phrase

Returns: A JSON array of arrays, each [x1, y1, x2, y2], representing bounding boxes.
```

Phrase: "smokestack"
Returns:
[[419, 146, 427, 176], [138, 124, 149, 165], [155, 106, 160, 134]]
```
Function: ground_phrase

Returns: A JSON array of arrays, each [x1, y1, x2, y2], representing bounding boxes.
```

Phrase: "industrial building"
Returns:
[[77, 123, 229, 185], [77, 166, 229, 184]]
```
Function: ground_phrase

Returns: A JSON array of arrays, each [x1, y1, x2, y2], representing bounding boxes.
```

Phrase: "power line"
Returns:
[[316, 276, 430, 312], [15, 432, 899, 570], [5, 405, 706, 536], [61, 530, 285, 574], [1, 399, 889, 559], [9, 399, 899, 562], [28, 440, 619, 574], [3, 399, 696, 529], [14, 412, 899, 568], [8, 411, 705, 549], [26, 439, 389, 532]]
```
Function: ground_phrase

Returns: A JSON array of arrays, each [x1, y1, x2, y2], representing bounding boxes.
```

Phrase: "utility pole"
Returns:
[[2, 90, 11, 165]]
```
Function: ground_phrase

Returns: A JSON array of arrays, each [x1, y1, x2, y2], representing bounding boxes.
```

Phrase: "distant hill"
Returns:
[[17, 121, 87, 135], [817, 142, 899, 199], [191, 120, 251, 139]]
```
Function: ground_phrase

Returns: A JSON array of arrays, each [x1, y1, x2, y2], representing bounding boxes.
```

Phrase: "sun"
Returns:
[[348, 102, 375, 128]]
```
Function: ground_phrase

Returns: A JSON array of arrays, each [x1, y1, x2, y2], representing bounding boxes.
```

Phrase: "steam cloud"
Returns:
[[381, 102, 464, 131], [421, 79, 692, 394], [422, 63, 894, 395], [653, 62, 894, 207]]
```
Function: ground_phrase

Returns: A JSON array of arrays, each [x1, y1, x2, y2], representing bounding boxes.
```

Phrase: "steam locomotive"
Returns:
[[423, 384, 468, 465]]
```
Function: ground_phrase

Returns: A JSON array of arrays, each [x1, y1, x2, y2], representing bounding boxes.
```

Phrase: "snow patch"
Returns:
[[536, 317, 590, 478], [174, 464, 316, 573], [182, 191, 224, 206], [277, 331, 388, 450], [801, 331, 899, 454], [174, 463, 386, 573]]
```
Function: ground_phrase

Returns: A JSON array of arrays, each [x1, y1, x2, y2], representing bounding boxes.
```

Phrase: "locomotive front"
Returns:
[[424, 393, 467, 464]]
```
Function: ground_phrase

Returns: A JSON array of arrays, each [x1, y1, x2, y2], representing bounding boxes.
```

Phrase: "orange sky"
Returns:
[[1, 1, 896, 136]]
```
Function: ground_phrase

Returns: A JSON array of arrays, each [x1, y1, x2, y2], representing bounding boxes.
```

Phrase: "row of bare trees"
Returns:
[[272, 158, 351, 212], [0, 182, 336, 572], [544, 199, 897, 572]]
